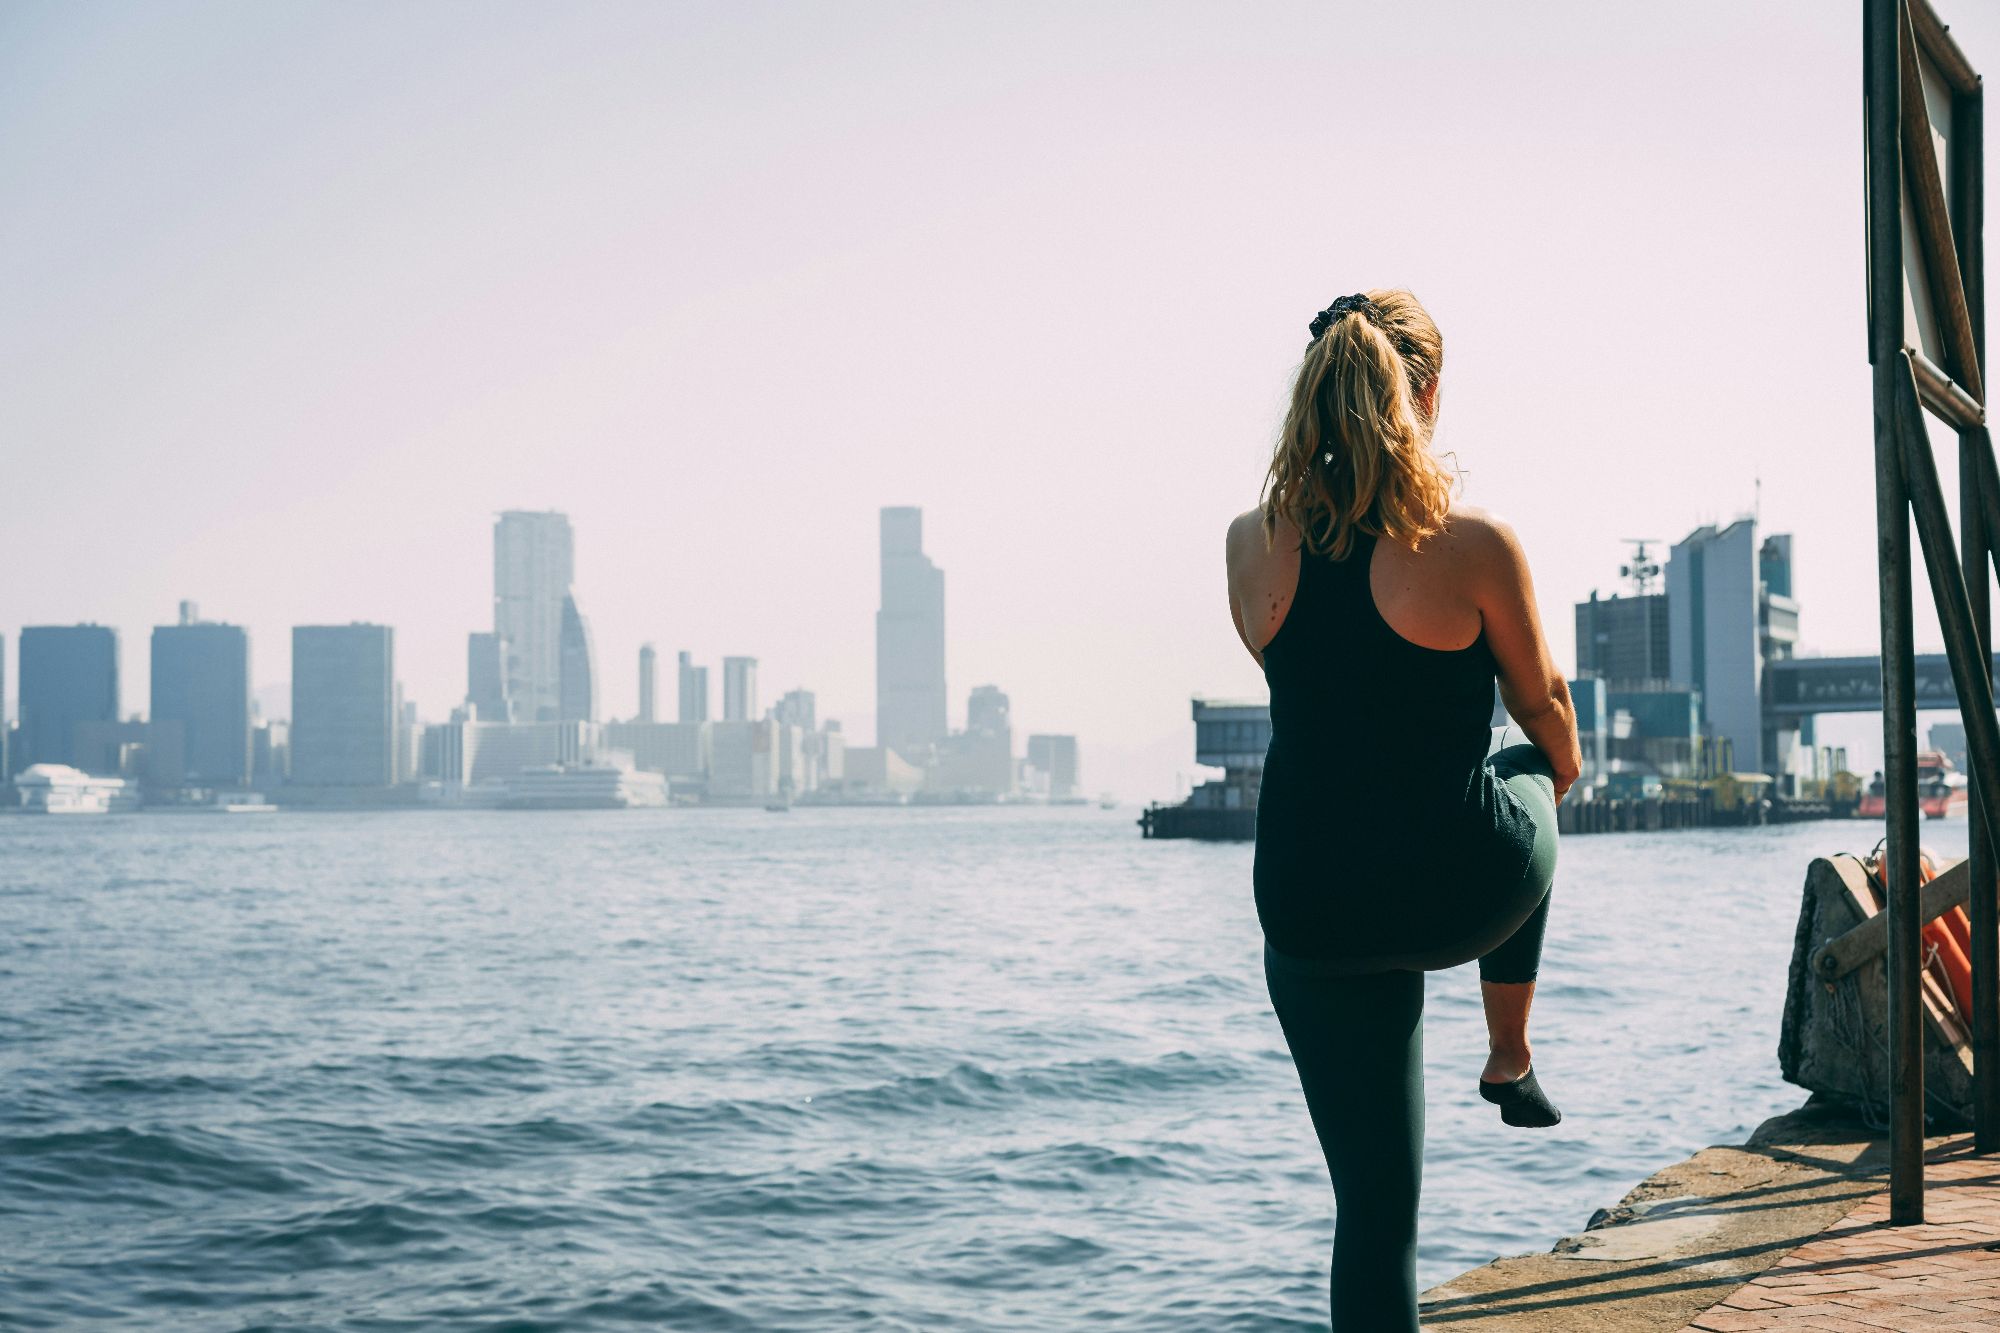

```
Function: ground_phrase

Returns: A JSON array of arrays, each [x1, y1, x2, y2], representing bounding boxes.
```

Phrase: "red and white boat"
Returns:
[[1858, 750, 1968, 819]]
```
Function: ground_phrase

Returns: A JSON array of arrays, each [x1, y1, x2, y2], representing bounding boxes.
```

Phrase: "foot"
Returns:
[[1478, 1065, 1562, 1128], [1480, 1047, 1532, 1085]]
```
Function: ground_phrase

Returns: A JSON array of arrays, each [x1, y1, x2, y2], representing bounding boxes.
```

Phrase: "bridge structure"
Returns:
[[1765, 652, 2000, 719]]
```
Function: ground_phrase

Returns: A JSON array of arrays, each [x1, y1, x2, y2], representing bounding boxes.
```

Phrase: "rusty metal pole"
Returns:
[[1952, 74, 1999, 1150], [1867, 0, 1926, 1222]]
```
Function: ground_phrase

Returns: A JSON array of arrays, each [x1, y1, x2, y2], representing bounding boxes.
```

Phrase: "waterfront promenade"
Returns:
[[1421, 1101, 2000, 1330]]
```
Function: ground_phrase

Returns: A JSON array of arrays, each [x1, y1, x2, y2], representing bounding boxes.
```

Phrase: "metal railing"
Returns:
[[1865, 0, 1994, 1223]]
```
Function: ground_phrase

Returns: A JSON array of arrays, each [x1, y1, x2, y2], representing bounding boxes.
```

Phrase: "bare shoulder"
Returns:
[[1225, 507, 1261, 554], [1226, 506, 1290, 567], [1438, 504, 1527, 565]]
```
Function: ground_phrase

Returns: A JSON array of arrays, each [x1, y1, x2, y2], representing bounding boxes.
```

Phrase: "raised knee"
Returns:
[[1492, 742, 1553, 778]]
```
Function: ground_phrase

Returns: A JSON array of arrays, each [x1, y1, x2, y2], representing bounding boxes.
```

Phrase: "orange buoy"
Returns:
[[1925, 914, 1975, 1020]]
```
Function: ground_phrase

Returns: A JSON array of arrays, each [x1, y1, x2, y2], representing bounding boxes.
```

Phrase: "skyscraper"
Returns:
[[151, 603, 251, 786], [1026, 734, 1080, 800], [291, 624, 395, 786], [466, 632, 511, 722], [773, 688, 816, 731], [875, 506, 946, 763], [1575, 592, 1671, 686], [723, 656, 758, 723], [18, 625, 119, 770], [559, 592, 597, 723], [637, 643, 658, 723], [967, 684, 1009, 737], [678, 650, 710, 723], [494, 510, 574, 723], [1667, 519, 1797, 773], [925, 684, 1012, 795]]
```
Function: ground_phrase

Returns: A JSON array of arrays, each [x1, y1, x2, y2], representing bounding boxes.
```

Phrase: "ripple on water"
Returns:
[[0, 808, 1918, 1330]]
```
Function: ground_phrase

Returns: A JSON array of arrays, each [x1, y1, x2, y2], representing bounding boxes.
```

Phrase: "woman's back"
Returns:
[[1249, 517, 1540, 964], [1258, 523, 1496, 791]]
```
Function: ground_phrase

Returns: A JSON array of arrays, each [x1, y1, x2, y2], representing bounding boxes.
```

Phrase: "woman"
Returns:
[[1224, 289, 1581, 1331]]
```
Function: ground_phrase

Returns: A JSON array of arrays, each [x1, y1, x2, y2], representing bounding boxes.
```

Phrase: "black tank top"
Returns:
[[1261, 529, 1496, 784], [1253, 528, 1534, 960]]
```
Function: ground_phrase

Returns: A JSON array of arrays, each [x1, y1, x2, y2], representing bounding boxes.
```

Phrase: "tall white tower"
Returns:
[[493, 510, 574, 723], [875, 506, 946, 762]]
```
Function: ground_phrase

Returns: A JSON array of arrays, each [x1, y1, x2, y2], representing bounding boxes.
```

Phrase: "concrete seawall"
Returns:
[[1417, 1097, 1957, 1329]]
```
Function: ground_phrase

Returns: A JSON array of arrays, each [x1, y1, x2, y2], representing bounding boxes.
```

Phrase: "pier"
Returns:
[[1138, 786, 1856, 840], [1419, 1102, 1993, 1330]]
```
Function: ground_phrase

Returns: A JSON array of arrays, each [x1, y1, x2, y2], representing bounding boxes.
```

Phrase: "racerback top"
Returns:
[[1260, 529, 1496, 781], [1253, 527, 1523, 959]]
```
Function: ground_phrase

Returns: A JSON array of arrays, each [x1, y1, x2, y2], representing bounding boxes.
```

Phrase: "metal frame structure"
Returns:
[[1865, 0, 1995, 1223]]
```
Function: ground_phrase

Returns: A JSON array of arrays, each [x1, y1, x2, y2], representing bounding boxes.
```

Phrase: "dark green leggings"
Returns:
[[1262, 743, 1559, 1331]]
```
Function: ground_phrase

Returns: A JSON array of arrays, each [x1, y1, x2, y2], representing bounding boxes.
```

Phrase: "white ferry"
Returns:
[[501, 763, 669, 810], [14, 764, 138, 814]]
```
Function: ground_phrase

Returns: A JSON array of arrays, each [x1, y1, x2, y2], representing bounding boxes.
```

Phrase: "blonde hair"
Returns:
[[1259, 288, 1455, 561]]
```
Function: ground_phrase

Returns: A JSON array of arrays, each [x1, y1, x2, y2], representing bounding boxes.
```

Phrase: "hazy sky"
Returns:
[[4, 0, 1995, 798]]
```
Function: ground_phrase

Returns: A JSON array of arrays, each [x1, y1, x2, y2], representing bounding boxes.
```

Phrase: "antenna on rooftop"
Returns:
[[1620, 539, 1663, 596]]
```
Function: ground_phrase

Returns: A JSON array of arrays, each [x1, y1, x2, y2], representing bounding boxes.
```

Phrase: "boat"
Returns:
[[1856, 750, 1968, 819], [765, 799, 792, 812], [1921, 750, 1970, 819], [1098, 793, 1118, 810], [13, 764, 137, 814]]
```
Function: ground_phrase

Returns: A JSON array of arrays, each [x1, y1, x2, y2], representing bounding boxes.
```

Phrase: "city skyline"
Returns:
[[0, 498, 1969, 794], [0, 500, 1079, 765], [10, 3, 2000, 796], [0, 500, 1081, 806]]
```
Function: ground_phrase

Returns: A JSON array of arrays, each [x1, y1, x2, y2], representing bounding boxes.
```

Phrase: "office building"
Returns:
[[1026, 734, 1081, 800], [1668, 519, 1762, 773], [1608, 683, 1704, 777], [844, 744, 924, 795], [422, 719, 597, 786], [875, 506, 946, 763], [637, 643, 658, 723], [678, 650, 710, 723], [18, 625, 119, 772], [467, 632, 510, 722], [291, 625, 395, 786], [150, 603, 251, 787], [710, 719, 778, 799], [1757, 532, 1805, 772], [72, 718, 180, 787], [494, 510, 574, 722], [559, 592, 596, 723], [723, 656, 758, 723], [1575, 540, 1672, 687], [773, 688, 816, 731], [1569, 676, 1610, 784], [1188, 698, 1270, 810], [1575, 591, 1671, 686], [1666, 519, 1798, 774], [253, 720, 289, 785], [929, 683, 1013, 795], [810, 721, 845, 790], [773, 721, 808, 796], [602, 720, 710, 782]]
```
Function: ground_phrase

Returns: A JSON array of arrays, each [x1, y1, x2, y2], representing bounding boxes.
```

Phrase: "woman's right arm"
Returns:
[[1469, 513, 1582, 802]]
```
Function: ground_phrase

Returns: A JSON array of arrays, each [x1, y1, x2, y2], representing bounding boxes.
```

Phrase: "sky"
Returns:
[[3, 0, 1996, 800]]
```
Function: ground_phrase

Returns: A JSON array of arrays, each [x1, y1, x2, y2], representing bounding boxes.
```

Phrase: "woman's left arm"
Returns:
[[1225, 513, 1264, 668]]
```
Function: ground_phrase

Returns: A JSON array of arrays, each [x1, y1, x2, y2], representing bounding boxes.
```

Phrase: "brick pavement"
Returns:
[[1680, 1147, 2000, 1331]]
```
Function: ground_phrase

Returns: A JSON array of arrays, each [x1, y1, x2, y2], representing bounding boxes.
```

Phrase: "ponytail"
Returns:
[[1259, 288, 1454, 560]]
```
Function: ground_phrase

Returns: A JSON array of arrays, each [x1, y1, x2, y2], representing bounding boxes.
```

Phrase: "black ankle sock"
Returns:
[[1479, 1066, 1562, 1127]]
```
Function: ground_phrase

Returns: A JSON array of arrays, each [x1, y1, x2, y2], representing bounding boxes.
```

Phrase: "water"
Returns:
[[0, 807, 1959, 1330]]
